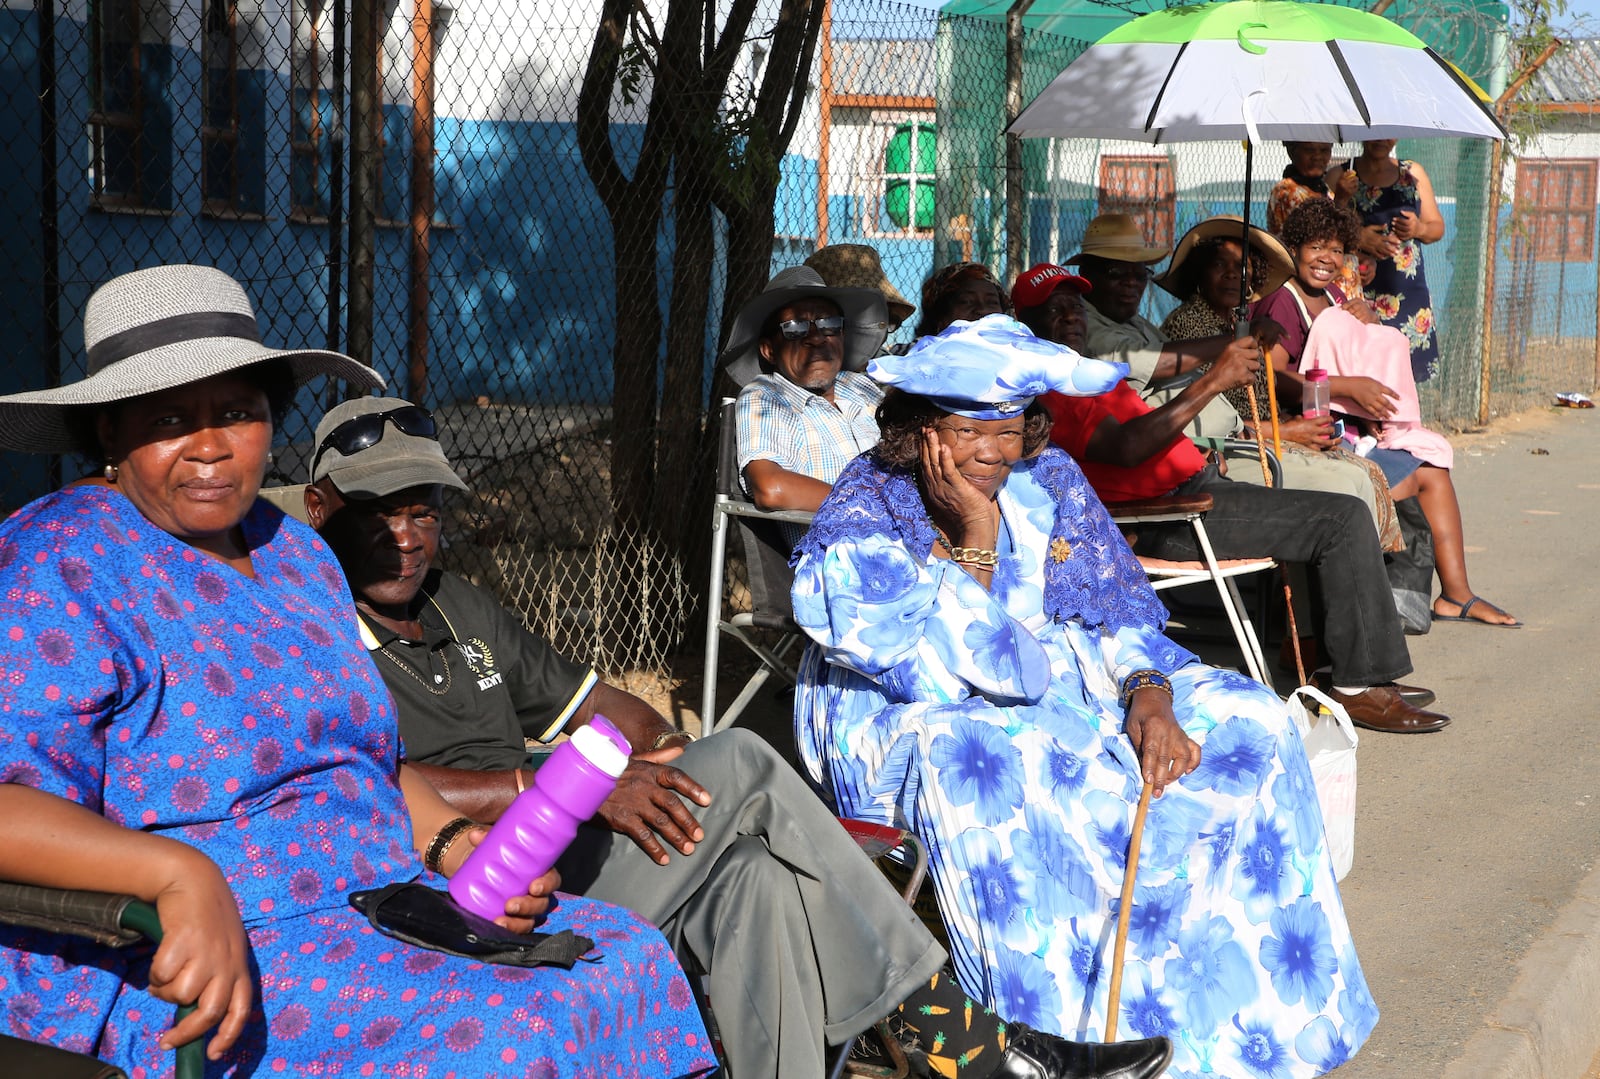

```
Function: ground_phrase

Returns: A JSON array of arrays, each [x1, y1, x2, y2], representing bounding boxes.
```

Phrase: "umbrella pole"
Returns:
[[1105, 777, 1154, 1043], [1259, 355, 1302, 683], [1236, 137, 1302, 683]]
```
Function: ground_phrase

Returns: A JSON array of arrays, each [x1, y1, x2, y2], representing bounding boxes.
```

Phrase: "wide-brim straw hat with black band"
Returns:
[[0, 264, 383, 454], [1153, 215, 1296, 301], [1065, 212, 1171, 265], [718, 265, 889, 387]]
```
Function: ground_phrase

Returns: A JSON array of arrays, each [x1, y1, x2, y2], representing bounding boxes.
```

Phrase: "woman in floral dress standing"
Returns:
[[1328, 140, 1445, 383]]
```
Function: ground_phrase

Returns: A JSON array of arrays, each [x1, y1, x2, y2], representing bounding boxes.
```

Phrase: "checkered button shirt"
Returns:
[[735, 370, 885, 547]]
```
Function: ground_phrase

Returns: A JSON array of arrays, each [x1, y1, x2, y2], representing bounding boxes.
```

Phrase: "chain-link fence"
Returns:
[[0, 0, 1593, 686]]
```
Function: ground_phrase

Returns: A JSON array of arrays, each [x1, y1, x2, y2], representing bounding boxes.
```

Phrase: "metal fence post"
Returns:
[[347, 0, 378, 372]]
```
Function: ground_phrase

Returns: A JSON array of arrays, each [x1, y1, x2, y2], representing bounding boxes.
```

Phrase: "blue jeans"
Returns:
[[1134, 464, 1413, 687]]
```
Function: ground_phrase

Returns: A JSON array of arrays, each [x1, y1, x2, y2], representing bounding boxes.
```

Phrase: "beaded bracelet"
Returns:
[[424, 815, 478, 875], [1120, 669, 1174, 709]]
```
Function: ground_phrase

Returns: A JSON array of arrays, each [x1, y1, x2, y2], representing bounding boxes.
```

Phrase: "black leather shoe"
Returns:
[[993, 1025, 1173, 1079], [1313, 671, 1436, 708]]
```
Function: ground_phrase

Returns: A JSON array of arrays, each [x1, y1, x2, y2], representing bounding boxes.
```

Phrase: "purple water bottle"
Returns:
[[447, 715, 631, 920]]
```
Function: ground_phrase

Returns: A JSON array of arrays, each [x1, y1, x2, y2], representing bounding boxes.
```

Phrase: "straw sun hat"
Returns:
[[804, 244, 916, 326], [0, 264, 383, 454], [1153, 215, 1295, 302], [1065, 213, 1171, 265]]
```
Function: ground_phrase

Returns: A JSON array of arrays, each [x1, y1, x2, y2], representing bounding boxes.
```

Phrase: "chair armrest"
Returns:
[[1104, 492, 1214, 521], [1222, 437, 1284, 488], [718, 499, 817, 528], [0, 883, 204, 1079], [0, 882, 144, 947], [835, 817, 929, 906]]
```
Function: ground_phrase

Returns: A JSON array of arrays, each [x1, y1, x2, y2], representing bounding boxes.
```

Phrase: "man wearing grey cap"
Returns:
[[300, 396, 949, 1079]]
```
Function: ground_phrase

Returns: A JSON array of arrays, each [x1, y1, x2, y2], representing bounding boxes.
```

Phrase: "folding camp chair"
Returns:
[[0, 882, 204, 1078], [1107, 492, 1277, 685], [701, 399, 815, 733]]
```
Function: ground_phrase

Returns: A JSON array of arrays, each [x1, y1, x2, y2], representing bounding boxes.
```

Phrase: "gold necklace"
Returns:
[[363, 594, 466, 697]]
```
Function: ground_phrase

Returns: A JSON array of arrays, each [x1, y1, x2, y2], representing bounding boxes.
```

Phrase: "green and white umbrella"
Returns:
[[1010, 0, 1506, 143]]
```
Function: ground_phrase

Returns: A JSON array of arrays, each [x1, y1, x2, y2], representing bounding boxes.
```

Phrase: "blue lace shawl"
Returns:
[[795, 447, 1170, 635]]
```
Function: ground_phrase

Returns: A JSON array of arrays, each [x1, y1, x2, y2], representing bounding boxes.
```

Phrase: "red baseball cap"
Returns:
[[1010, 263, 1092, 312]]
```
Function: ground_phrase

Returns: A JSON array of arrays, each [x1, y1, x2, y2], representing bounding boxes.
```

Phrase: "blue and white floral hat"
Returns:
[[868, 313, 1128, 419]]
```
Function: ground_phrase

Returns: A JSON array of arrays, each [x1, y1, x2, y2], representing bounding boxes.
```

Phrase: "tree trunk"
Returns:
[[609, 208, 664, 538], [658, 177, 715, 560]]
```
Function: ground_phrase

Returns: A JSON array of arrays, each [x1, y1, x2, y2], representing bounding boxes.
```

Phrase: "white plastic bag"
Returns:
[[1287, 685, 1359, 881]]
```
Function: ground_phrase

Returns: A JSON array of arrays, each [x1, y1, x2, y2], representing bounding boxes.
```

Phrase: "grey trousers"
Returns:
[[556, 728, 946, 1079]]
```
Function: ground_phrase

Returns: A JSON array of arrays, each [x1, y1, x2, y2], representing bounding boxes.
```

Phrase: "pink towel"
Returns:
[[1301, 307, 1454, 471]]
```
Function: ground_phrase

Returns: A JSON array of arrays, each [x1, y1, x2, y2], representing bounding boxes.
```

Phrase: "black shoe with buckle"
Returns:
[[992, 1025, 1173, 1079]]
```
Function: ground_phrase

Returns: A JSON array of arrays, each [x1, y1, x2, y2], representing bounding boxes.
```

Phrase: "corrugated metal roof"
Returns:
[[1524, 38, 1600, 105], [831, 38, 937, 99]]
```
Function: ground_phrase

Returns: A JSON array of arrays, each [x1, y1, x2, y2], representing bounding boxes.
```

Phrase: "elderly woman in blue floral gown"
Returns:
[[791, 314, 1379, 1079]]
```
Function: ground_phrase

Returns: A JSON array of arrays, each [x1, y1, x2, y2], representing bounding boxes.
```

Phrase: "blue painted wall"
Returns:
[[0, 11, 677, 508]]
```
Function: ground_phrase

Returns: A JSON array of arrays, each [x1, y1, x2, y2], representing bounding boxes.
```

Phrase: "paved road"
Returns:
[[1323, 406, 1600, 1078]]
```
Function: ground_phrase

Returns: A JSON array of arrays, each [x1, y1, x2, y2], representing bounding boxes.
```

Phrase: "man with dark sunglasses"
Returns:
[[720, 266, 888, 525], [309, 402, 437, 474], [301, 396, 949, 1078]]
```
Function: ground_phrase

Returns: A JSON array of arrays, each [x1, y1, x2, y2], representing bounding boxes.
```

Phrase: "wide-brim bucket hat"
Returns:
[[804, 244, 916, 326], [0, 264, 383, 454], [1153, 215, 1296, 301], [1065, 212, 1171, 265], [718, 265, 889, 387]]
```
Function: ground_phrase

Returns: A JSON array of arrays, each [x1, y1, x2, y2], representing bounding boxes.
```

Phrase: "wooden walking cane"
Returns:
[[1104, 777, 1155, 1043]]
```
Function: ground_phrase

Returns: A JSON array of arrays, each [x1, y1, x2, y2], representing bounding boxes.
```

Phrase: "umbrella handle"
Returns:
[[1105, 778, 1154, 1043]]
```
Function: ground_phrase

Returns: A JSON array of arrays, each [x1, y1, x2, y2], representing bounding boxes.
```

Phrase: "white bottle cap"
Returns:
[[569, 723, 630, 778]]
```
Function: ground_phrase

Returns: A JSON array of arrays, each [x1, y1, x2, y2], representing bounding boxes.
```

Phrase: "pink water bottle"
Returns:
[[447, 715, 631, 920], [1303, 368, 1332, 418]]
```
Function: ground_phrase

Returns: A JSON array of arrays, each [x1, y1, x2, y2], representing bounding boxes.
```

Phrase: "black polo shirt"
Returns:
[[360, 570, 598, 771]]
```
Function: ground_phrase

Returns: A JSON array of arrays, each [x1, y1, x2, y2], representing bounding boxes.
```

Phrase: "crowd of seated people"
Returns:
[[0, 204, 1507, 1078], [0, 266, 1170, 1079]]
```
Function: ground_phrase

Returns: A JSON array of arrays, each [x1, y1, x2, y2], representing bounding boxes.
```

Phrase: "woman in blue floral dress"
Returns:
[[0, 265, 713, 1077], [1327, 141, 1445, 383], [792, 316, 1379, 1078]]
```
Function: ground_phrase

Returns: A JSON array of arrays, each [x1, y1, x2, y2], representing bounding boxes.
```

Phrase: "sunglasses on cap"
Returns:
[[312, 405, 439, 472], [776, 315, 845, 340]]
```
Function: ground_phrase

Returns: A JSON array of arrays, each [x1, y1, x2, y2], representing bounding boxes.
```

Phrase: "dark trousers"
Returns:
[[1133, 464, 1413, 687]]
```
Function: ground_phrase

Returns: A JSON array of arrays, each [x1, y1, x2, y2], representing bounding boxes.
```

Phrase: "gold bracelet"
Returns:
[[948, 546, 999, 568], [649, 729, 695, 751], [424, 815, 477, 875]]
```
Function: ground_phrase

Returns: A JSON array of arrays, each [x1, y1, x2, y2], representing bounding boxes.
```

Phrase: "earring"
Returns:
[[267, 451, 276, 468], [103, 461, 118, 483]]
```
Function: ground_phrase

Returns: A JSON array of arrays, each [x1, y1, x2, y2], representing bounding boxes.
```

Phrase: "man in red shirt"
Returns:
[[1012, 263, 1447, 735]]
